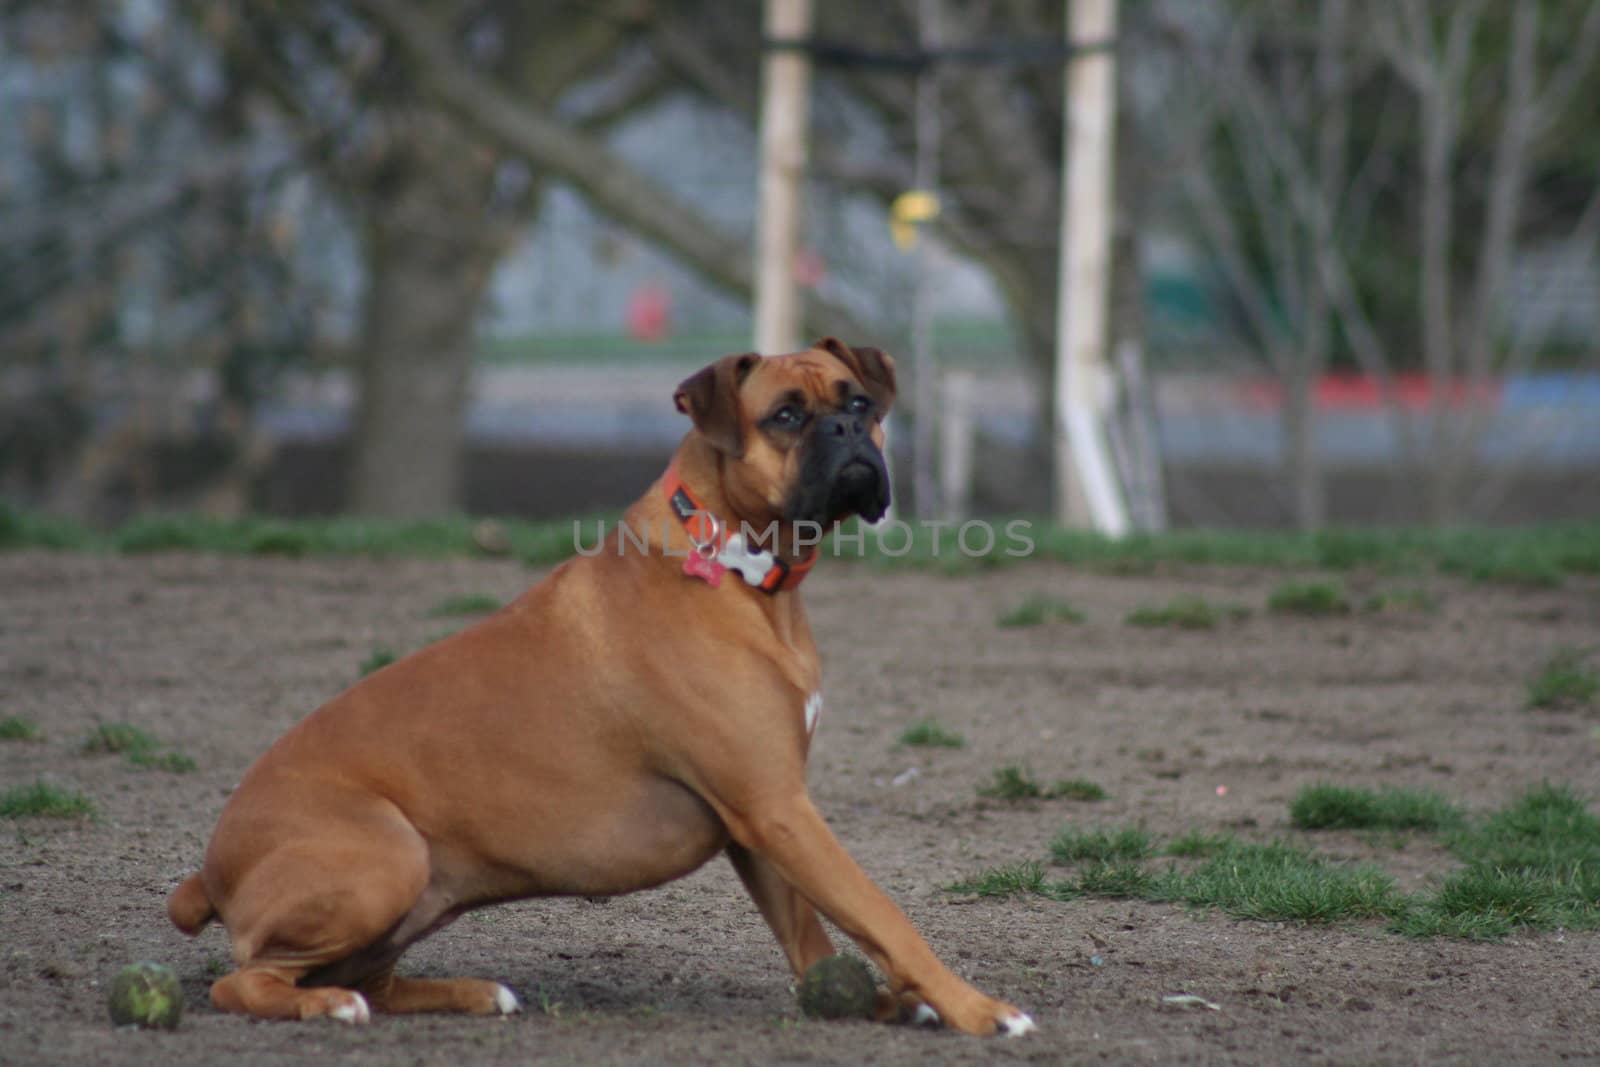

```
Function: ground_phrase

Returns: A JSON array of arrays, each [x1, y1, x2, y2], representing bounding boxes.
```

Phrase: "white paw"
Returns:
[[911, 1002, 942, 1027], [998, 1011, 1036, 1037], [330, 993, 371, 1024], [493, 984, 522, 1015]]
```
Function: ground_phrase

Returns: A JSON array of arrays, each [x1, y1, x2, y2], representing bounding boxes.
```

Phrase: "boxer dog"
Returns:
[[168, 339, 1035, 1037]]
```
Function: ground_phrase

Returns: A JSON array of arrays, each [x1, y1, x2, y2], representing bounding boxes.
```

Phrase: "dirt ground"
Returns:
[[2, 550, 1598, 1065]]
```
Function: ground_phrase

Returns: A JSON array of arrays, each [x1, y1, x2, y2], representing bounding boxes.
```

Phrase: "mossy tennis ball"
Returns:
[[107, 962, 182, 1030], [797, 954, 877, 1020]]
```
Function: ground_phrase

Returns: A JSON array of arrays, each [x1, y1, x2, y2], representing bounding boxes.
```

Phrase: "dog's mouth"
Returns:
[[793, 451, 890, 528]]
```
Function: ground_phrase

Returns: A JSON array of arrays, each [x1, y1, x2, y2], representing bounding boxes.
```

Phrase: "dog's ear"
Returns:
[[674, 353, 761, 456], [814, 337, 897, 416]]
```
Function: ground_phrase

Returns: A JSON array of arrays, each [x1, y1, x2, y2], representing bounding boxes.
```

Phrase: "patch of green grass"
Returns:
[[1124, 595, 1247, 630], [1267, 581, 1352, 617], [0, 716, 40, 741], [1050, 826, 1154, 864], [977, 765, 1045, 800], [103, 512, 593, 566], [1450, 783, 1600, 875], [1395, 784, 1600, 937], [359, 648, 398, 676], [0, 781, 95, 819], [1362, 587, 1438, 614], [0, 502, 97, 550], [82, 723, 159, 757], [1049, 778, 1107, 802], [944, 861, 1052, 899], [1388, 904, 1514, 940], [1526, 649, 1599, 709], [5, 499, 1599, 585], [954, 782, 1599, 938], [126, 749, 198, 773], [1153, 839, 1404, 923], [428, 593, 503, 618], [897, 720, 965, 748], [996, 593, 1085, 629], [1290, 783, 1464, 832], [1164, 830, 1235, 858], [81, 722, 196, 773], [1074, 862, 1158, 898]]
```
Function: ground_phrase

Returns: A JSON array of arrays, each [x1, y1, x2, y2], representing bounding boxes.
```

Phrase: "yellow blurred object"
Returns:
[[889, 190, 941, 250]]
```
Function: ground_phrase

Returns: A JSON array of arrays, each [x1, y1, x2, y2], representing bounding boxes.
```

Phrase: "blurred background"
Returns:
[[3, 0, 1598, 531]]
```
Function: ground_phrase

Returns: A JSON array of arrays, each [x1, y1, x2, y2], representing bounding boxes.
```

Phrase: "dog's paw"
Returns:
[[940, 994, 1038, 1037], [327, 992, 371, 1025], [911, 1002, 942, 1027], [492, 984, 522, 1015]]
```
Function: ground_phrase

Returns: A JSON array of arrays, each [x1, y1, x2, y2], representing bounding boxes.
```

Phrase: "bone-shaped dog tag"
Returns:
[[683, 550, 725, 586], [717, 534, 775, 587]]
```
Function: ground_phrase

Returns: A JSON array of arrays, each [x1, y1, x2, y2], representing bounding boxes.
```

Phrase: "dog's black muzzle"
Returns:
[[787, 413, 892, 527]]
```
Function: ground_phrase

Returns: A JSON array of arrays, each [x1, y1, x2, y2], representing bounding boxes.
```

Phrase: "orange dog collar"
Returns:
[[662, 460, 816, 593]]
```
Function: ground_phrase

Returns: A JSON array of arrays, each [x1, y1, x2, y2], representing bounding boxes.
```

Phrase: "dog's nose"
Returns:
[[820, 414, 867, 440]]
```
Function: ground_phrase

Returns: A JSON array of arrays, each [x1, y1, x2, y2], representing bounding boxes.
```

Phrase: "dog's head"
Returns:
[[673, 338, 896, 528]]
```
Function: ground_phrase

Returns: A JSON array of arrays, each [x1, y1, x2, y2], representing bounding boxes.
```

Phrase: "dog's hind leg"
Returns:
[[211, 965, 373, 1022], [206, 800, 433, 1022], [361, 969, 522, 1016]]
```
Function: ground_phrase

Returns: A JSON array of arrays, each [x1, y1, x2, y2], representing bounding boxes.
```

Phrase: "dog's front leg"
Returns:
[[727, 842, 837, 977], [729, 842, 938, 1025], [719, 791, 1035, 1037]]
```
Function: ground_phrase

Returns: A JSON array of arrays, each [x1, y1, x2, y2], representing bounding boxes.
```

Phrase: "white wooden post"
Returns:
[[1054, 0, 1129, 534], [753, 0, 813, 355], [940, 371, 975, 521]]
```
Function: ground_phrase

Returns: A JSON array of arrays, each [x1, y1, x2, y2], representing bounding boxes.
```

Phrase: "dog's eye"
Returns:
[[770, 405, 806, 428], [846, 395, 873, 416]]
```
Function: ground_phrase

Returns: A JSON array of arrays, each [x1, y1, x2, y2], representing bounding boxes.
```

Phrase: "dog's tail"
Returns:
[[167, 872, 216, 936]]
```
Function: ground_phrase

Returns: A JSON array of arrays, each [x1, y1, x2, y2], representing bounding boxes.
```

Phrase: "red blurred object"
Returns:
[[626, 284, 671, 342], [1241, 374, 1502, 411], [793, 247, 826, 288]]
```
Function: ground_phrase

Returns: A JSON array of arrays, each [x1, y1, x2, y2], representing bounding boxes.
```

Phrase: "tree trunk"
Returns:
[[346, 119, 509, 518], [1282, 357, 1323, 530]]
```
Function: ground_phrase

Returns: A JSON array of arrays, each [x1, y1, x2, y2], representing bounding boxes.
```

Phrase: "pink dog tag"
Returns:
[[683, 551, 725, 587]]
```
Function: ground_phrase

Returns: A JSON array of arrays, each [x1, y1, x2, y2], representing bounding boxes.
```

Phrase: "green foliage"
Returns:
[[1153, 840, 1404, 923], [0, 716, 40, 741], [897, 720, 965, 748], [978, 767, 1108, 802], [0, 501, 96, 550], [126, 749, 198, 773], [1290, 783, 1464, 832], [1361, 587, 1438, 614], [977, 765, 1045, 800], [1049, 826, 1154, 864], [1125, 595, 1247, 630], [952, 781, 1598, 939], [996, 593, 1085, 629], [82, 723, 196, 773], [2, 502, 1598, 587], [1164, 830, 1235, 858], [944, 861, 1052, 899], [1397, 787, 1600, 936], [1525, 649, 1599, 709], [1074, 862, 1158, 898], [77, 512, 592, 565], [1049, 778, 1108, 802], [359, 648, 398, 676], [428, 593, 503, 618], [0, 781, 95, 819], [1267, 581, 1352, 617], [82, 723, 158, 756]]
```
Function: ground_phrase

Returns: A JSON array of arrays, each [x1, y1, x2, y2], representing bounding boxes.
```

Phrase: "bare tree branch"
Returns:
[[1532, 0, 1600, 130], [349, 0, 874, 342]]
